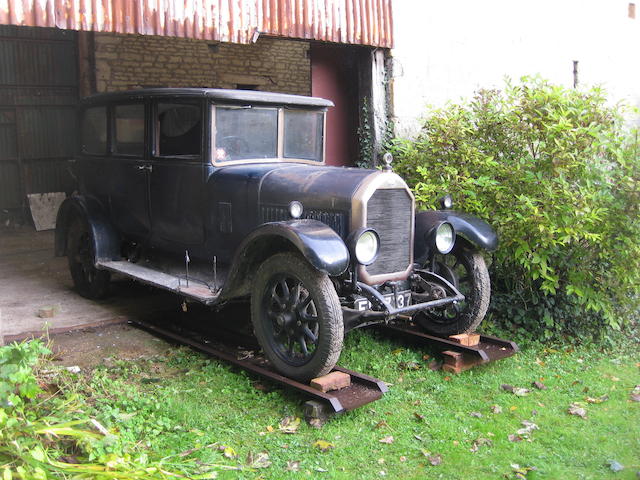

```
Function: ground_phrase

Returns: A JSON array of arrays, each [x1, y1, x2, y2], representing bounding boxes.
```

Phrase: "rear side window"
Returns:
[[156, 103, 201, 156], [115, 104, 145, 156], [81, 107, 107, 154]]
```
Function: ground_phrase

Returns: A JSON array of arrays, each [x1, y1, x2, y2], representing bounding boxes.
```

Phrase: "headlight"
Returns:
[[354, 229, 380, 265], [289, 201, 303, 219], [435, 222, 455, 254]]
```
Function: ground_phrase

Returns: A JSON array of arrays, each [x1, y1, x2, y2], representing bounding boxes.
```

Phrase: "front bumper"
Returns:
[[342, 271, 465, 331]]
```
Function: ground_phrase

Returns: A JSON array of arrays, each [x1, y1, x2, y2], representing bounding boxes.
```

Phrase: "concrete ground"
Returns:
[[0, 226, 177, 343]]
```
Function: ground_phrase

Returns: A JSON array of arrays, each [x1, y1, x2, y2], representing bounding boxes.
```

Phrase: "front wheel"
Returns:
[[251, 253, 343, 382], [413, 245, 490, 337]]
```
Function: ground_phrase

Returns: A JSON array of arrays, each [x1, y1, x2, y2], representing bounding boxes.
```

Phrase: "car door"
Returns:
[[108, 102, 151, 241], [148, 99, 205, 250]]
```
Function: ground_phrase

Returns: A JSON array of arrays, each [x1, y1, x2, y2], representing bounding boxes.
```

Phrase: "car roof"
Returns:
[[81, 88, 334, 108]]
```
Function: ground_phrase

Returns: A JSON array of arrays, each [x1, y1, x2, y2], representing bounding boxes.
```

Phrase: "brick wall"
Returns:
[[93, 33, 310, 95]]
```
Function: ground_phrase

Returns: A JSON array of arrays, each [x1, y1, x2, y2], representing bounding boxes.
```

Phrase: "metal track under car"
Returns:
[[130, 311, 387, 417]]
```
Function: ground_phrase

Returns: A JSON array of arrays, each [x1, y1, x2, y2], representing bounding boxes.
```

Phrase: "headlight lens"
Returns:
[[289, 201, 303, 219], [435, 222, 455, 254], [355, 230, 380, 265]]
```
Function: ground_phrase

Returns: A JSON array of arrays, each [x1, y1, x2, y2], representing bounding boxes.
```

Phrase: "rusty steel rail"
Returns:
[[380, 322, 519, 372], [130, 318, 387, 414]]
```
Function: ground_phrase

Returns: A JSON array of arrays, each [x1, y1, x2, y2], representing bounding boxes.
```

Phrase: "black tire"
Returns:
[[414, 245, 490, 336], [251, 253, 343, 382], [67, 219, 111, 299]]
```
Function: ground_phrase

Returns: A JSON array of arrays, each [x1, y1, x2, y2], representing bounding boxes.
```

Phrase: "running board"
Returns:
[[98, 260, 219, 305]]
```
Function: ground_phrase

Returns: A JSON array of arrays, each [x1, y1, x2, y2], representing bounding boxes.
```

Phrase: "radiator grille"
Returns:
[[261, 206, 346, 237], [365, 188, 413, 276]]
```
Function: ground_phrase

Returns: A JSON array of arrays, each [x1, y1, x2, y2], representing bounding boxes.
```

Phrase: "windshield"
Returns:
[[284, 110, 323, 162], [212, 104, 325, 164], [214, 107, 278, 161]]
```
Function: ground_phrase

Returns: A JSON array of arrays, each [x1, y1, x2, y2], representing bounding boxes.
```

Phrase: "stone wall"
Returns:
[[93, 33, 310, 95]]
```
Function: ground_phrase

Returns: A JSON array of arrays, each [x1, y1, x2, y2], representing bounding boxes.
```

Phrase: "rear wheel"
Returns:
[[251, 253, 343, 382], [414, 245, 490, 336], [67, 219, 110, 299]]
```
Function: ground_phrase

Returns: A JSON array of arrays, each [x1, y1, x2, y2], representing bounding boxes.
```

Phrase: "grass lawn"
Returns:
[[67, 328, 639, 479]]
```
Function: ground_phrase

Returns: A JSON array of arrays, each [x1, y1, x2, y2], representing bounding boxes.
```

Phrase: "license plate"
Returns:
[[354, 290, 411, 311]]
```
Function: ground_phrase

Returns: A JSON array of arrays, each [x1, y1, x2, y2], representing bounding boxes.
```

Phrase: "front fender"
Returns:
[[54, 195, 121, 263], [220, 220, 350, 300], [414, 210, 498, 262]]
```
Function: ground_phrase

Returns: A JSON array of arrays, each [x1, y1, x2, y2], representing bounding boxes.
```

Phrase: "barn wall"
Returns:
[[93, 33, 311, 96]]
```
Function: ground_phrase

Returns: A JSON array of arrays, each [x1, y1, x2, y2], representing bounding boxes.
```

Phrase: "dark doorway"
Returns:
[[0, 25, 78, 219], [310, 44, 359, 167]]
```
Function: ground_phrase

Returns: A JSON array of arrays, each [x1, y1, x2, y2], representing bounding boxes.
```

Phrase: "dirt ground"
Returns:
[[0, 226, 177, 342], [49, 322, 173, 368]]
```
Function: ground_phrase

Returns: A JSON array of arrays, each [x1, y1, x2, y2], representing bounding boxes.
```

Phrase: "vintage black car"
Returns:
[[55, 88, 497, 381]]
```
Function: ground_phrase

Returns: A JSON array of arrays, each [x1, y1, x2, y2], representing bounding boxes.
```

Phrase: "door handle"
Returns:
[[136, 165, 153, 172]]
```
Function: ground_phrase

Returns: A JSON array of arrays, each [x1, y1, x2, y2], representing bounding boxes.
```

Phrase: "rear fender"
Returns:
[[220, 219, 349, 299], [414, 210, 498, 263], [55, 195, 121, 263]]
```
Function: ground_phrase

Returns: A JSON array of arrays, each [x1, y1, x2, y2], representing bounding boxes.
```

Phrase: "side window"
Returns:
[[283, 110, 324, 162], [81, 107, 107, 154], [156, 103, 201, 156], [114, 104, 145, 156]]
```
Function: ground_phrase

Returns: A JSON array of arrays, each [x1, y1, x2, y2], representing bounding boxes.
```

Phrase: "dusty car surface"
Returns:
[[55, 88, 497, 381]]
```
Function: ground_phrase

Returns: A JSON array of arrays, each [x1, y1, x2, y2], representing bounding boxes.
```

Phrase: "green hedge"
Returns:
[[391, 77, 640, 340]]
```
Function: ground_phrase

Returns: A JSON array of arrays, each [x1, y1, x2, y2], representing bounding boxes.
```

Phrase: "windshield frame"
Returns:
[[210, 103, 326, 166]]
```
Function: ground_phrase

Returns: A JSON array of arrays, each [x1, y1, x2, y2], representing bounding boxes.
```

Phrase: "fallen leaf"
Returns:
[[516, 420, 539, 437], [427, 454, 442, 466], [379, 436, 394, 444], [631, 394, 640, 403], [513, 387, 530, 396], [377, 458, 385, 464], [491, 404, 503, 414], [533, 381, 547, 390], [501, 384, 514, 392], [422, 354, 430, 361], [412, 400, 422, 406], [313, 440, 334, 452], [266, 425, 274, 433], [391, 348, 404, 355], [586, 395, 609, 404], [443, 376, 451, 381], [308, 418, 323, 429], [511, 463, 537, 479], [568, 402, 587, 419], [470, 437, 492, 453], [607, 460, 624, 472], [510, 406, 518, 411], [221, 446, 237, 459], [414, 434, 423, 441], [469, 411, 483, 418], [315, 467, 328, 472], [414, 412, 425, 422], [285, 460, 300, 472], [246, 451, 271, 469], [399, 456, 407, 462], [508, 434, 523, 442], [399, 361, 420, 370], [374, 420, 389, 429], [279, 416, 301, 434]]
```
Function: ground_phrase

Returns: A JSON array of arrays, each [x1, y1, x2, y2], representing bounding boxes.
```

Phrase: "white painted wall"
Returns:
[[392, 0, 640, 137]]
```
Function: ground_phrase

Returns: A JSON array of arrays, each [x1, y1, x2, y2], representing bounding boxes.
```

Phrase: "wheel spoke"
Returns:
[[303, 326, 317, 343], [290, 282, 301, 307], [279, 279, 290, 300], [298, 336, 308, 356]]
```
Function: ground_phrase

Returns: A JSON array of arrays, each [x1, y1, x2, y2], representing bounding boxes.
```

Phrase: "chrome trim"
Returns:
[[350, 171, 415, 285]]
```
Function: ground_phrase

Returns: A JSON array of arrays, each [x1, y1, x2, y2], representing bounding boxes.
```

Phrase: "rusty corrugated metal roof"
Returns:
[[0, 0, 393, 47]]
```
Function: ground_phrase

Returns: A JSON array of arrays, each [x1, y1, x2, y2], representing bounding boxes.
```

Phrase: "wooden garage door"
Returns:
[[0, 25, 78, 212]]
